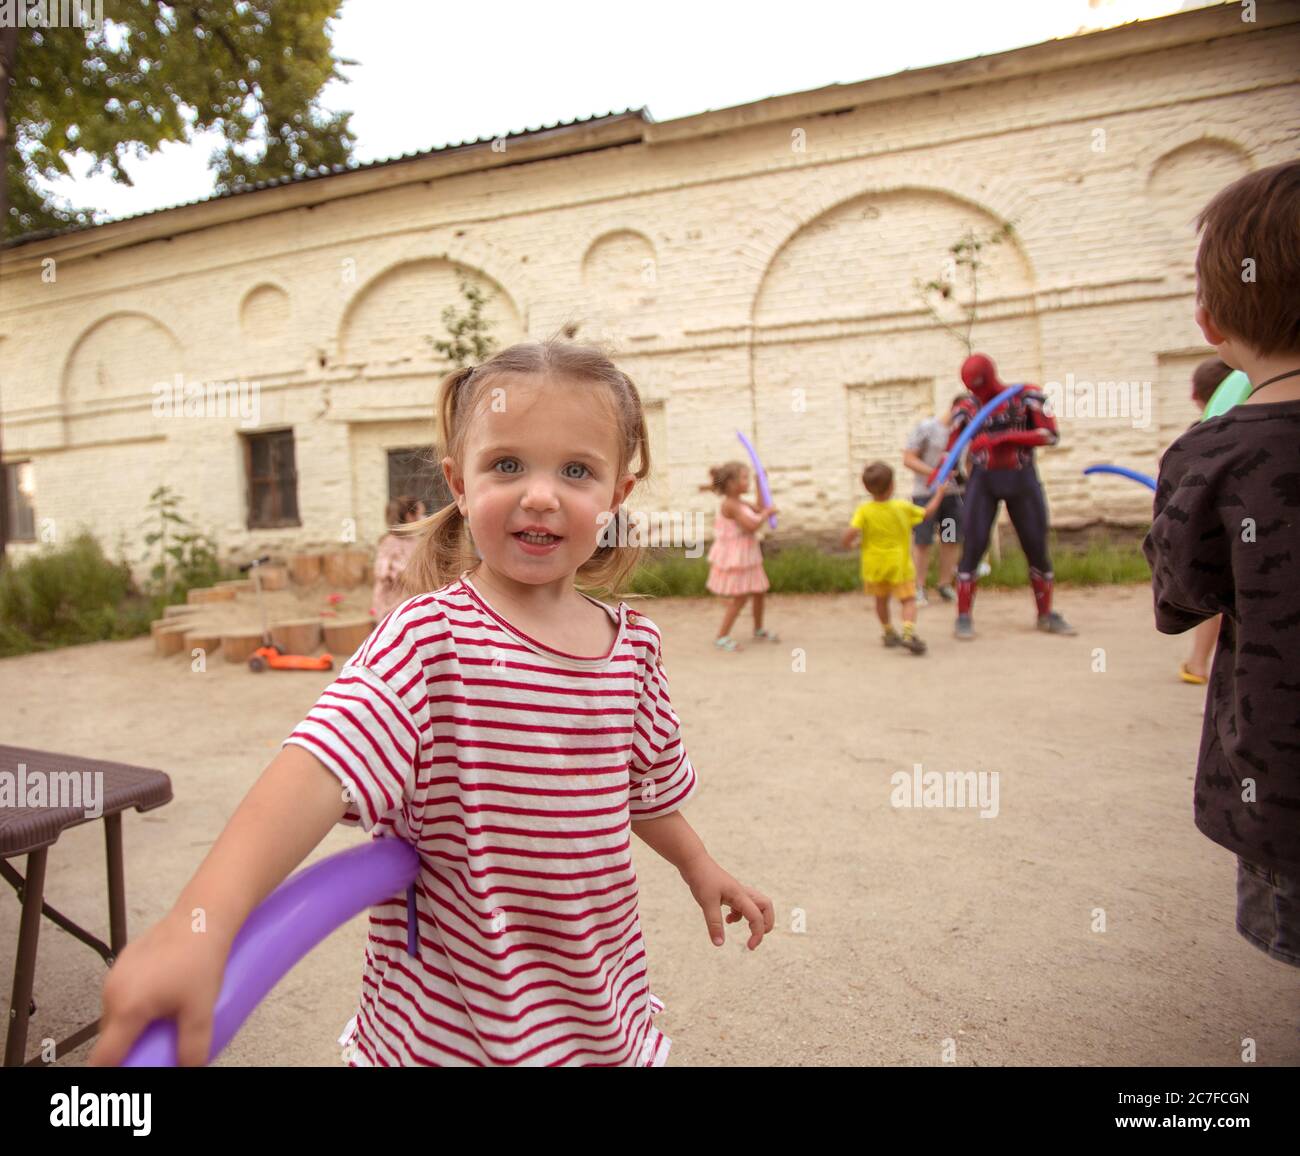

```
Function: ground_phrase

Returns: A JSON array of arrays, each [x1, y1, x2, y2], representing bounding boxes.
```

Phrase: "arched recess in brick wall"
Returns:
[[749, 187, 1040, 526], [239, 282, 292, 345], [1145, 136, 1252, 253], [61, 311, 183, 415], [578, 230, 658, 343], [336, 258, 525, 369]]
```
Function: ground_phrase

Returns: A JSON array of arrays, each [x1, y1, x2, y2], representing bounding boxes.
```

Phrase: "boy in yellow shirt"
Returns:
[[841, 462, 948, 654]]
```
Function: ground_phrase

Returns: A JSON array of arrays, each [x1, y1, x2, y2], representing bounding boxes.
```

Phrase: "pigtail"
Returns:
[[396, 366, 478, 599], [576, 366, 652, 602], [700, 462, 746, 496], [397, 502, 468, 599]]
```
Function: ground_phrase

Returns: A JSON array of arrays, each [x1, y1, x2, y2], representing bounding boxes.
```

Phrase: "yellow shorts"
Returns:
[[866, 580, 916, 601]]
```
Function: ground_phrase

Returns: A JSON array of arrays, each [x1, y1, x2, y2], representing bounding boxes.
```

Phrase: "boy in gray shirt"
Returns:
[[903, 396, 967, 605]]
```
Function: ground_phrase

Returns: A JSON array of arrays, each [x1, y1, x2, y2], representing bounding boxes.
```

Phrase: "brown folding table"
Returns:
[[0, 744, 172, 1066]]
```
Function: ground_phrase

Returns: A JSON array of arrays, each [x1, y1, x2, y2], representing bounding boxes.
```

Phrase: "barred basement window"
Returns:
[[4, 461, 37, 542], [242, 430, 301, 529]]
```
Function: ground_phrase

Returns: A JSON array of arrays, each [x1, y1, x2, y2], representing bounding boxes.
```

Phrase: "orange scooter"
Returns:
[[240, 555, 335, 673]]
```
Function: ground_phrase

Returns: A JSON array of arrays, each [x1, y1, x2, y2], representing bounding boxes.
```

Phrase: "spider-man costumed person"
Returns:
[[943, 352, 1075, 640]]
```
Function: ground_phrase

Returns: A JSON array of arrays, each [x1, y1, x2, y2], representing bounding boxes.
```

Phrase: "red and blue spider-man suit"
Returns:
[[944, 353, 1075, 638]]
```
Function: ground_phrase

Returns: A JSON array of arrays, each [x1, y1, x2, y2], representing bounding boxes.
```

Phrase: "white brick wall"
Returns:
[[2, 10, 1297, 576]]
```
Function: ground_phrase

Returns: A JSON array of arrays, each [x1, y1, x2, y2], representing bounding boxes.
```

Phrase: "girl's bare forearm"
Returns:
[[172, 745, 349, 945], [632, 809, 712, 875]]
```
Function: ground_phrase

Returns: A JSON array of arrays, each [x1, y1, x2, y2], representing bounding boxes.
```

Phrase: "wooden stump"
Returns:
[[155, 622, 195, 657], [323, 617, 374, 657], [151, 615, 204, 639], [322, 550, 367, 588], [348, 548, 371, 584], [288, 553, 323, 586], [257, 564, 289, 591], [187, 585, 237, 605], [184, 628, 223, 655], [223, 629, 265, 663], [320, 552, 345, 587], [270, 618, 322, 655]]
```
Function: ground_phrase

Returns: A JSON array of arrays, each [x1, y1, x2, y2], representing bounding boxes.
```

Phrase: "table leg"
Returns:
[[4, 848, 48, 1067], [104, 812, 127, 957]]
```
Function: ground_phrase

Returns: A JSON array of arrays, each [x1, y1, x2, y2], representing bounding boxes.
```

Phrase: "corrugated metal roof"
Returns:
[[7, 107, 653, 247]]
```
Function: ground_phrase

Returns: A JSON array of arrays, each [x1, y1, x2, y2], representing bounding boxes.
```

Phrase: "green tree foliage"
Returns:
[[915, 221, 1017, 356], [3, 0, 356, 239], [427, 275, 499, 369], [140, 484, 221, 602]]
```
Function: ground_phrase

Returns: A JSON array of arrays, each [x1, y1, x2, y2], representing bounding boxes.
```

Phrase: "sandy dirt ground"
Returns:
[[1, 585, 1297, 1067]]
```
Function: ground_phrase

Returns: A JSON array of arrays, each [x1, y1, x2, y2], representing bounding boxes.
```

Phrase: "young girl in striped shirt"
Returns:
[[91, 340, 773, 1068]]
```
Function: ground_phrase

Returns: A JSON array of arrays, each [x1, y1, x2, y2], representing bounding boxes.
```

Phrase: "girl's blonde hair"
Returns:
[[699, 461, 748, 496], [397, 340, 651, 600]]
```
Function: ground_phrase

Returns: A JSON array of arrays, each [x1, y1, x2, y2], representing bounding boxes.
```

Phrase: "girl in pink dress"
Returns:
[[700, 462, 779, 651], [370, 495, 426, 617]]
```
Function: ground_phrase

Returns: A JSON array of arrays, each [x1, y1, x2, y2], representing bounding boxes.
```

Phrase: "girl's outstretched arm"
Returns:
[[172, 745, 350, 939], [634, 811, 774, 950], [722, 496, 776, 533], [90, 745, 349, 1066]]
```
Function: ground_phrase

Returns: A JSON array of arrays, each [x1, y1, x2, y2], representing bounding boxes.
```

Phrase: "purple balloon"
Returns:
[[121, 838, 419, 1066], [736, 431, 777, 529]]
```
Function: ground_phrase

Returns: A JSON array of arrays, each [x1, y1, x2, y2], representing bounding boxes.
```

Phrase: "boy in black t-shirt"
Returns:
[[1144, 160, 1300, 968], [1175, 358, 1233, 687]]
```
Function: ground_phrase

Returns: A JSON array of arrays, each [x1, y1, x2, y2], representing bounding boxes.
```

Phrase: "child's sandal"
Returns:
[[714, 636, 742, 651], [753, 628, 780, 642]]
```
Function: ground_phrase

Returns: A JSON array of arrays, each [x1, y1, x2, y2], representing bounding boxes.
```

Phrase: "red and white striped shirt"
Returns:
[[283, 572, 697, 1066]]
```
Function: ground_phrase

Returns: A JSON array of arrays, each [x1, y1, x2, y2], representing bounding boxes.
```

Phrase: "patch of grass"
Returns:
[[764, 547, 862, 594], [946, 535, 1151, 589], [625, 535, 1150, 601], [626, 552, 712, 598]]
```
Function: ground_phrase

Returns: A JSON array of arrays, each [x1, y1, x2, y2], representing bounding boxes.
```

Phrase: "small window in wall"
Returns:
[[242, 430, 300, 528], [387, 447, 451, 516], [4, 460, 37, 541]]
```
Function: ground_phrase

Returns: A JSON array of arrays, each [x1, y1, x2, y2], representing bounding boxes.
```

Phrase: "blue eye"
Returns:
[[493, 459, 521, 474], [564, 463, 592, 480]]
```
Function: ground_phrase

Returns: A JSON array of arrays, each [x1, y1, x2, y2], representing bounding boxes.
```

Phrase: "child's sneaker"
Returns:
[[752, 628, 781, 642], [714, 635, 742, 651], [915, 588, 929, 608], [954, 614, 975, 640], [1037, 611, 1076, 636], [882, 626, 901, 648], [937, 584, 956, 602], [900, 624, 927, 655]]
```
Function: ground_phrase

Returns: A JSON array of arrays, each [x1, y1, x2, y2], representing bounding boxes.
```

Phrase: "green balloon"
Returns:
[[1201, 369, 1251, 420]]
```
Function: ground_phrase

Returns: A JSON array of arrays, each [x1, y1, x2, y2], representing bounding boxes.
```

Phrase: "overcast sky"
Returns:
[[36, 0, 1209, 222]]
